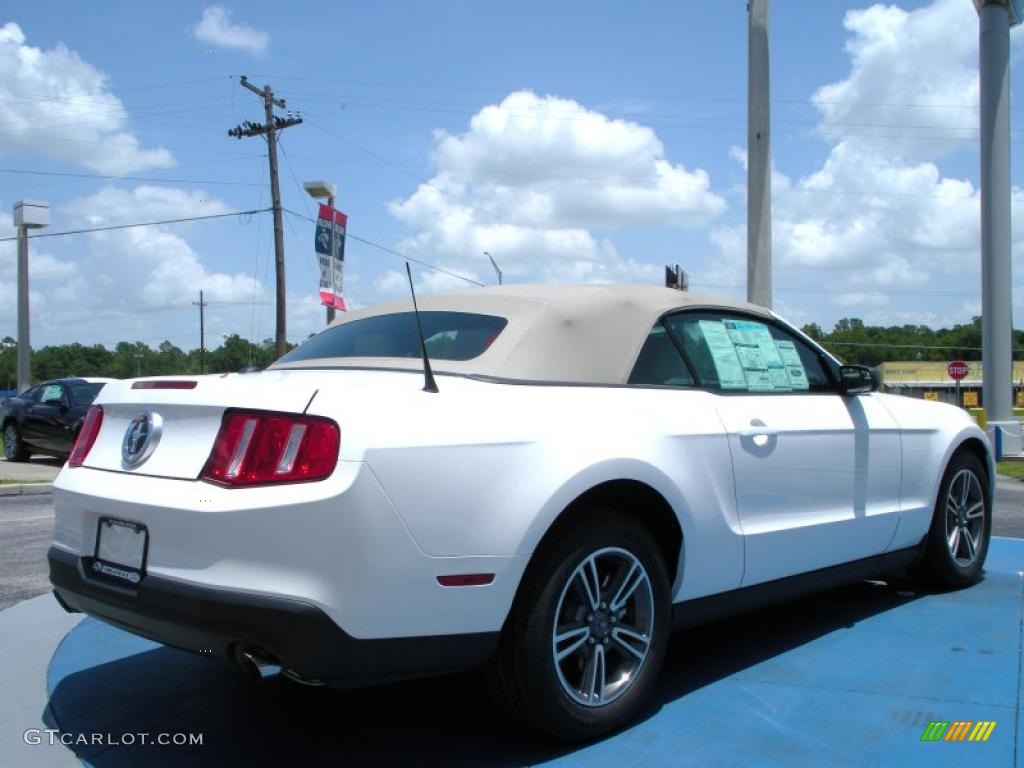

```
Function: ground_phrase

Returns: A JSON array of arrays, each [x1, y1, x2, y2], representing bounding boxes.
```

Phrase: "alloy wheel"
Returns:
[[944, 468, 985, 567], [551, 546, 654, 707]]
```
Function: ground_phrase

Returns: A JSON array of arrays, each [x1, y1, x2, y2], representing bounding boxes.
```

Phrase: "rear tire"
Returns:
[[916, 452, 991, 589], [3, 423, 29, 462], [486, 509, 671, 742]]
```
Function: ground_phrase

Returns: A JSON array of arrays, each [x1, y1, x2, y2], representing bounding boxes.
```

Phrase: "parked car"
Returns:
[[2, 377, 113, 461], [47, 284, 991, 741]]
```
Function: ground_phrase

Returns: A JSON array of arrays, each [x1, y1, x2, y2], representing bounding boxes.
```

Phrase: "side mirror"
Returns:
[[838, 365, 880, 395]]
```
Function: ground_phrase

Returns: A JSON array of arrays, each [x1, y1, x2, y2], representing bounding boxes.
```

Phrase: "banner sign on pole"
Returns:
[[315, 203, 347, 311]]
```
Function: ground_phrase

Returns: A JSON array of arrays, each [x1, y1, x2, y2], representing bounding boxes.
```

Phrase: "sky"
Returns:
[[0, 0, 1022, 351]]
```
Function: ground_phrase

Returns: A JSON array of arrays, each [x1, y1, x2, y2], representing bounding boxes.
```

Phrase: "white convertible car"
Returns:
[[49, 283, 992, 740]]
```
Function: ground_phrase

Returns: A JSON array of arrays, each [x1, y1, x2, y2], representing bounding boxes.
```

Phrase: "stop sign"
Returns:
[[948, 360, 969, 381]]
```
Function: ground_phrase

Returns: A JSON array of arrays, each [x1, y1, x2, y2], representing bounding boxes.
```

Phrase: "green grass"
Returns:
[[996, 460, 1024, 480], [0, 478, 48, 485]]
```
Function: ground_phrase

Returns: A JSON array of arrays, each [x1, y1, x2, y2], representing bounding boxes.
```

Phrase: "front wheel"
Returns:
[[917, 452, 991, 589], [3, 423, 29, 462], [487, 510, 671, 741]]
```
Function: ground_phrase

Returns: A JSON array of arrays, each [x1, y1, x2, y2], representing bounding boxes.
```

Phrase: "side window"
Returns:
[[664, 313, 833, 394], [628, 323, 694, 387]]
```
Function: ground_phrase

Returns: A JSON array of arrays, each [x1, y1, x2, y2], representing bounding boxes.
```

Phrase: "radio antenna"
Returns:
[[405, 263, 439, 393]]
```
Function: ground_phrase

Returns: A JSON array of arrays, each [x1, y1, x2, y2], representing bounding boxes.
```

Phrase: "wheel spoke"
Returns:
[[610, 561, 645, 612], [965, 501, 984, 520], [554, 626, 591, 661], [958, 474, 970, 507], [962, 527, 977, 561], [574, 556, 602, 611], [582, 644, 606, 703], [948, 526, 961, 558], [946, 491, 960, 517], [611, 625, 650, 661]]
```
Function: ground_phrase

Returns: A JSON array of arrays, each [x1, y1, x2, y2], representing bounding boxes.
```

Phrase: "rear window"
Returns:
[[68, 383, 104, 406], [277, 311, 508, 363]]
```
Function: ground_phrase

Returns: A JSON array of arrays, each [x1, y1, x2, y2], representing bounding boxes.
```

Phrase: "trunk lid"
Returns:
[[80, 370, 324, 479]]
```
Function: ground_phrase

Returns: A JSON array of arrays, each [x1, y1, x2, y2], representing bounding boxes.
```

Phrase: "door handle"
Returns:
[[739, 421, 778, 439]]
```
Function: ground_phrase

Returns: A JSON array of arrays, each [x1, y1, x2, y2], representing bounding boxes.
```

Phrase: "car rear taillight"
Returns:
[[200, 409, 340, 487], [68, 406, 103, 468]]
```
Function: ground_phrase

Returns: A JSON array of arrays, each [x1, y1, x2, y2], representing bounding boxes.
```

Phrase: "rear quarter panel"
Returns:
[[305, 373, 744, 602]]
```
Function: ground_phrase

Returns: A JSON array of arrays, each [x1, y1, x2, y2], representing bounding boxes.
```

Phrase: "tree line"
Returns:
[[802, 316, 1024, 367], [0, 334, 296, 391], [1, 316, 1020, 390]]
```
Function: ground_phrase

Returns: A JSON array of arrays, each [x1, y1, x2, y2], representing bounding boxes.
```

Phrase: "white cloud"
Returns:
[[63, 186, 261, 307], [193, 6, 269, 55], [702, 0, 1024, 324], [388, 90, 723, 291], [812, 0, 981, 160], [0, 187, 287, 350], [0, 23, 174, 175]]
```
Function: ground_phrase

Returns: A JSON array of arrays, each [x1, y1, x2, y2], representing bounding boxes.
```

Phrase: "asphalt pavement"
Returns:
[[0, 494, 56, 610], [2, 476, 1023, 612]]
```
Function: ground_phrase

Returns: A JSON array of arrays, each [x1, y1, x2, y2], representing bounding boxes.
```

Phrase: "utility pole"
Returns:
[[228, 76, 303, 358], [747, 0, 772, 309], [974, 0, 1020, 429], [193, 290, 208, 374]]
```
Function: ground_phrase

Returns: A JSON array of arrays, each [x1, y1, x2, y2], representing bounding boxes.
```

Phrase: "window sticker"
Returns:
[[697, 320, 748, 389], [773, 339, 809, 390], [723, 319, 790, 392]]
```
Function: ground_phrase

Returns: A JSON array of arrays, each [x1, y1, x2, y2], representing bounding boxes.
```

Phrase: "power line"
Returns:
[[0, 168, 262, 187], [245, 73, 1014, 112], [820, 341, 987, 351], [0, 209, 271, 242], [282, 208, 484, 287]]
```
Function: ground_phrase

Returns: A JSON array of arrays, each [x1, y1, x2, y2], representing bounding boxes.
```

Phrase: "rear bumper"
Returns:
[[49, 546, 499, 687]]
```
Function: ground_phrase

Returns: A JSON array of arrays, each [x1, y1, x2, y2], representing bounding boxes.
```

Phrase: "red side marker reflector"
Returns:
[[132, 380, 198, 389], [437, 574, 495, 587]]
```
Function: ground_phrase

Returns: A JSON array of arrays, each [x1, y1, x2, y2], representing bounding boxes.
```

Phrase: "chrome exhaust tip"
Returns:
[[282, 668, 325, 687], [236, 648, 282, 682]]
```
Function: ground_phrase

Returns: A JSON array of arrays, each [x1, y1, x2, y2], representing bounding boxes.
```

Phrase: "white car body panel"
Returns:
[[719, 392, 902, 585]]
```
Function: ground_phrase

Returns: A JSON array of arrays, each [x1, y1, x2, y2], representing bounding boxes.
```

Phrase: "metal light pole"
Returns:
[[747, 0, 772, 309], [303, 180, 338, 324], [13, 201, 49, 393], [484, 251, 503, 285], [974, 0, 1020, 427]]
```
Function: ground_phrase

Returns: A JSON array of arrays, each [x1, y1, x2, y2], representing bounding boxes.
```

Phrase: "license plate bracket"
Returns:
[[93, 517, 148, 585]]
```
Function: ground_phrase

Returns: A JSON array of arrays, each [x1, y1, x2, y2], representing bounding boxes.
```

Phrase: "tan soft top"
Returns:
[[272, 283, 771, 384]]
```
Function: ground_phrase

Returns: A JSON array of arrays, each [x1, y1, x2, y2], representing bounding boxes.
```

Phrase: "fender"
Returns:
[[519, 457, 691, 574]]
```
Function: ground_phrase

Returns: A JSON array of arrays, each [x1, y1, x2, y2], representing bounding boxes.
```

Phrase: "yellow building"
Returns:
[[877, 361, 1024, 408]]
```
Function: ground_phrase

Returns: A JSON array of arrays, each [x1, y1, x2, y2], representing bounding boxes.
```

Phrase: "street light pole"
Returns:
[[974, 0, 1020, 426], [484, 251, 503, 285], [13, 200, 49, 393]]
